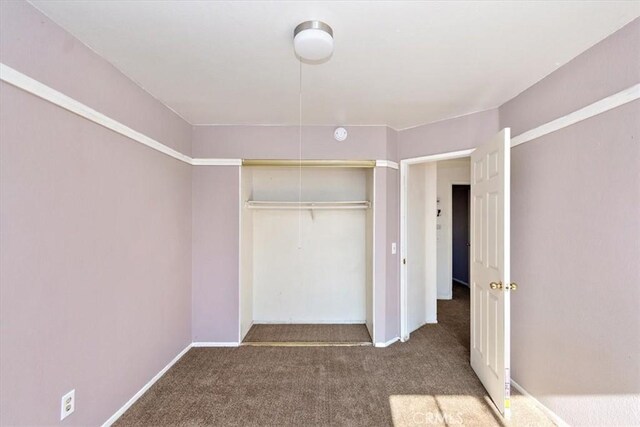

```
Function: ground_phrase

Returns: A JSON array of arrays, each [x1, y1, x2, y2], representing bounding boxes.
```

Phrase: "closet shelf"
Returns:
[[245, 201, 371, 210]]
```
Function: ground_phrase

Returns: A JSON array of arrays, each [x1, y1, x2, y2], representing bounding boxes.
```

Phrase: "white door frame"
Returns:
[[400, 149, 474, 341]]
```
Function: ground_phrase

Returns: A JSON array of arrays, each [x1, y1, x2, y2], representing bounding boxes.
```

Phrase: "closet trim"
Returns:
[[242, 159, 377, 168]]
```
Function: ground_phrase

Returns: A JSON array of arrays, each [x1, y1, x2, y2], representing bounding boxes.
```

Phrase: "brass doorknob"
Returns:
[[489, 281, 503, 290], [507, 282, 518, 291]]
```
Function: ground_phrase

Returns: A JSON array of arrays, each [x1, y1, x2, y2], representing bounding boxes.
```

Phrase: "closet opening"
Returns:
[[239, 163, 375, 345]]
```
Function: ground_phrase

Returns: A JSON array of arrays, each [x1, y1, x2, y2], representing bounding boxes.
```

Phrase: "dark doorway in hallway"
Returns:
[[452, 184, 471, 286]]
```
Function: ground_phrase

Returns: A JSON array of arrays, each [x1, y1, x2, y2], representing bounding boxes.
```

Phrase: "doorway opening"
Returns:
[[401, 153, 471, 339], [436, 183, 471, 352], [451, 184, 470, 288], [400, 129, 513, 418]]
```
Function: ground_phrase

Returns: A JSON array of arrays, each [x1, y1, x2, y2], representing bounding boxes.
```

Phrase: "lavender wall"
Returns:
[[193, 125, 388, 160], [192, 167, 240, 343], [191, 124, 401, 345], [384, 128, 400, 341], [500, 18, 640, 426], [373, 168, 388, 342], [189, 97, 498, 349], [386, 126, 399, 162], [4, 2, 636, 425], [0, 2, 192, 425], [398, 109, 499, 160], [384, 168, 400, 342], [0, 82, 192, 426], [501, 18, 640, 136], [0, 1, 191, 156]]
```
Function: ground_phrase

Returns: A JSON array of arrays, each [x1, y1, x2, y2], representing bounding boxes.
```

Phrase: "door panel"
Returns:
[[473, 195, 484, 265], [470, 128, 511, 418]]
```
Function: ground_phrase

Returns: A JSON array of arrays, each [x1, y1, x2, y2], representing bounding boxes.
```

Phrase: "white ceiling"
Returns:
[[30, 1, 639, 130]]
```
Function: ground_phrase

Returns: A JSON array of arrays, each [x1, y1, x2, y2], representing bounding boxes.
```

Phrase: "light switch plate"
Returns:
[[391, 243, 397, 254]]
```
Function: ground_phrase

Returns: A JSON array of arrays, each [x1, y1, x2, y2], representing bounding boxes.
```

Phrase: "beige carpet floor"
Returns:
[[243, 324, 372, 343], [115, 284, 553, 426]]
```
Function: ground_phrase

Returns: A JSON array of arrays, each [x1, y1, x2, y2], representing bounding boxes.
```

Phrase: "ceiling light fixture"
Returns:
[[293, 21, 334, 61]]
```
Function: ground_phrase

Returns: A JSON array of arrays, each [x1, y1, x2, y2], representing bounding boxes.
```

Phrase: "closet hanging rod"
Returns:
[[245, 201, 371, 210], [242, 159, 376, 168]]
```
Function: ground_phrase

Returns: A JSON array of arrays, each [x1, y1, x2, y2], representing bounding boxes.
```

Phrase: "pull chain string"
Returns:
[[298, 60, 303, 249]]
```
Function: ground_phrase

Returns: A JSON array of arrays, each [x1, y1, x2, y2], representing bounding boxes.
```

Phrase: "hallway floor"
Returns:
[[438, 282, 472, 352], [115, 285, 553, 426]]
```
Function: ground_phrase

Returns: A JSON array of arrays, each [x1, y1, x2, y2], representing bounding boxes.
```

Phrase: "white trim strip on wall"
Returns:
[[192, 158, 243, 166], [402, 149, 475, 166], [511, 83, 640, 147], [371, 168, 377, 344], [0, 62, 399, 169], [0, 63, 193, 165], [375, 160, 399, 170]]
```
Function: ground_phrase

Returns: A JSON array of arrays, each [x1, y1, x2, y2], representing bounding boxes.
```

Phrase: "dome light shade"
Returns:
[[294, 21, 333, 61]]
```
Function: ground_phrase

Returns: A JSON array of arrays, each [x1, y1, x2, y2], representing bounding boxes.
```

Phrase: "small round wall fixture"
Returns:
[[294, 21, 334, 61], [334, 127, 348, 142]]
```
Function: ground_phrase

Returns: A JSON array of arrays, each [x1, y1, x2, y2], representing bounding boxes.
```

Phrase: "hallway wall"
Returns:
[[398, 109, 499, 160], [436, 159, 470, 299], [192, 125, 389, 160]]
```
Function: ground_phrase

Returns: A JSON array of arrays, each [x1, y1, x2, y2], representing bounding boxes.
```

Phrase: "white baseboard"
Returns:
[[375, 337, 400, 348], [103, 341, 240, 425], [192, 342, 240, 347], [452, 278, 469, 287], [102, 343, 192, 426], [240, 321, 254, 342], [511, 379, 568, 427]]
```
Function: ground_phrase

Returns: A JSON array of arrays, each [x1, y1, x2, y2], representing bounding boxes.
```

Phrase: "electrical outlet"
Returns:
[[60, 389, 75, 420]]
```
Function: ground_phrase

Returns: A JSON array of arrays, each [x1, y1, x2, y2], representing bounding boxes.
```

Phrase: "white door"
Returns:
[[470, 128, 512, 418]]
